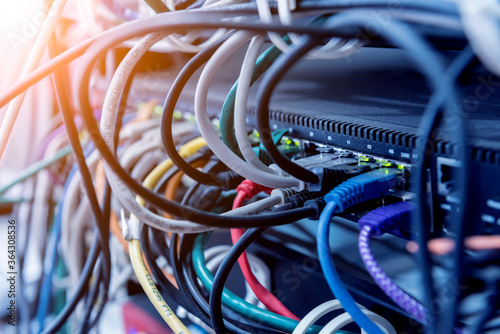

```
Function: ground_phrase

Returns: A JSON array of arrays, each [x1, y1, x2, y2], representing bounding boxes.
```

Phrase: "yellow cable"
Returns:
[[128, 137, 206, 334], [136, 137, 207, 206], [128, 239, 190, 334]]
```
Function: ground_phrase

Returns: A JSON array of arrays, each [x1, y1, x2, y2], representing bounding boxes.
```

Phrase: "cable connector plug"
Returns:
[[307, 164, 375, 194], [285, 190, 322, 209], [121, 210, 141, 241], [304, 198, 326, 220], [270, 188, 298, 205], [325, 168, 401, 212], [358, 201, 413, 237]]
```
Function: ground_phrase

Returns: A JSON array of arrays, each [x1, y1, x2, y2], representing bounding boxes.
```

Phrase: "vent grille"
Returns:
[[249, 107, 500, 166], [268, 109, 418, 150], [471, 148, 500, 165]]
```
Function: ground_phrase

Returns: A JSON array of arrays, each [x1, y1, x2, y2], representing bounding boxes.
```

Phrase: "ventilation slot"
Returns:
[[471, 148, 500, 165]]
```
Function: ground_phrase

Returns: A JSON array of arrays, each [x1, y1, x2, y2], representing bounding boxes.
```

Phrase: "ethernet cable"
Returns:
[[254, 0, 358, 59], [0, 0, 68, 161], [234, 34, 279, 174], [100, 31, 169, 146], [0, 145, 71, 196], [231, 180, 299, 319], [459, 0, 500, 76], [128, 238, 192, 334], [194, 29, 301, 188], [0, 2, 462, 110], [357, 201, 427, 324], [292, 299, 394, 334], [316, 168, 401, 334], [254, 34, 322, 184], [125, 138, 196, 333], [275, 0, 365, 59], [192, 233, 322, 333], [35, 152, 89, 333], [219, 35, 285, 157], [292, 300, 349, 334], [204, 245, 272, 308], [319, 310, 395, 334]]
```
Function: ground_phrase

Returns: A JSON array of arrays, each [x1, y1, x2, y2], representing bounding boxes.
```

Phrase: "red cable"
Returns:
[[231, 182, 300, 320]]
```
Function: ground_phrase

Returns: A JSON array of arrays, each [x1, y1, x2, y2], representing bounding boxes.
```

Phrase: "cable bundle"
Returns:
[[0, 0, 499, 333]]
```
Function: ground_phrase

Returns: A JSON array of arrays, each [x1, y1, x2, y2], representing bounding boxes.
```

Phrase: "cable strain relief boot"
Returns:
[[358, 201, 414, 237], [304, 198, 327, 220], [285, 190, 322, 209], [308, 165, 374, 194]]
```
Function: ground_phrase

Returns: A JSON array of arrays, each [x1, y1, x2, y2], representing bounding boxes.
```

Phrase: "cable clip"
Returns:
[[120, 209, 141, 241]]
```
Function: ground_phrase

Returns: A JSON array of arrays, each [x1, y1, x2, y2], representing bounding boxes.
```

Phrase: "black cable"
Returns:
[[141, 226, 185, 302], [154, 148, 212, 195], [174, 233, 278, 334], [46, 33, 112, 333], [40, 237, 100, 334], [79, 84, 316, 226], [51, 50, 111, 282], [79, 257, 103, 333], [82, 181, 113, 331], [74, 21, 320, 228], [169, 234, 214, 327], [411, 46, 474, 334], [255, 36, 327, 184], [181, 157, 222, 206], [79, 90, 316, 226], [0, 4, 465, 113], [209, 227, 268, 334], [160, 32, 232, 185]]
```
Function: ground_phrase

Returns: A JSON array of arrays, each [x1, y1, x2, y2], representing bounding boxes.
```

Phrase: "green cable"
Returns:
[[192, 233, 343, 334], [219, 37, 290, 158], [0, 145, 72, 195]]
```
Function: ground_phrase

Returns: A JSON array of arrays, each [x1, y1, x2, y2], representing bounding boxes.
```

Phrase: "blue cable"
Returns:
[[316, 168, 401, 334], [35, 144, 95, 333]]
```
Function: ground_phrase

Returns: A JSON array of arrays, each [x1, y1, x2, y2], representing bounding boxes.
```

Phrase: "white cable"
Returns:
[[292, 300, 347, 334], [194, 30, 301, 188], [0, 0, 68, 161], [276, 0, 353, 58], [319, 310, 396, 334], [228, 195, 281, 216], [293, 299, 395, 334], [255, 0, 364, 59], [101, 33, 168, 149], [459, 0, 500, 76], [118, 129, 164, 170], [130, 150, 164, 181], [100, 30, 293, 233], [100, 33, 213, 233], [154, 0, 231, 53], [234, 34, 278, 174]]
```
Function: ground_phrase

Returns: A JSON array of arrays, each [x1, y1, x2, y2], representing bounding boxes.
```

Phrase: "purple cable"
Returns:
[[358, 202, 427, 324]]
